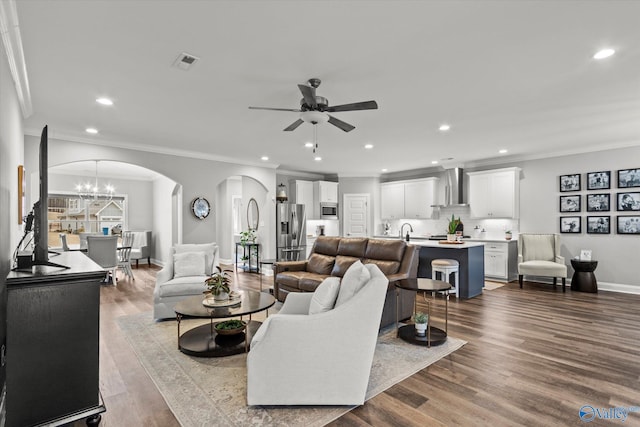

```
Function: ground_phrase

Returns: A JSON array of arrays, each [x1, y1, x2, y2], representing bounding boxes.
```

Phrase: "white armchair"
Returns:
[[153, 242, 219, 319], [129, 230, 152, 267], [247, 263, 388, 406], [518, 233, 567, 292]]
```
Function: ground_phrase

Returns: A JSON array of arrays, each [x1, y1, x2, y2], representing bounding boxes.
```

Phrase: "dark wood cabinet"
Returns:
[[6, 252, 105, 426]]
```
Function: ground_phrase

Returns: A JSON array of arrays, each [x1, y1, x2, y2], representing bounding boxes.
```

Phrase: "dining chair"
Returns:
[[80, 232, 102, 250], [87, 236, 118, 285], [118, 231, 135, 281], [59, 233, 70, 251]]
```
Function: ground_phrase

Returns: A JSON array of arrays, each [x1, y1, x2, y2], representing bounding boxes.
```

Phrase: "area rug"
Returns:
[[484, 281, 506, 290], [118, 312, 466, 427]]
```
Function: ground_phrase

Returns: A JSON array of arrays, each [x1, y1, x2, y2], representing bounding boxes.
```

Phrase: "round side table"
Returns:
[[570, 259, 598, 293]]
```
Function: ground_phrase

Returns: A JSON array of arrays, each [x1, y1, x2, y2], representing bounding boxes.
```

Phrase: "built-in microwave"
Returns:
[[320, 203, 338, 219]]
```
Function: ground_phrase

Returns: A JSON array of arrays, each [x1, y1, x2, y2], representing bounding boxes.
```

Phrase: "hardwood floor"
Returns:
[[74, 268, 640, 427]]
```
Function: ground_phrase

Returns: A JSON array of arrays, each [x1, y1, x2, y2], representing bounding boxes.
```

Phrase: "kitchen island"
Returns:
[[374, 237, 485, 299]]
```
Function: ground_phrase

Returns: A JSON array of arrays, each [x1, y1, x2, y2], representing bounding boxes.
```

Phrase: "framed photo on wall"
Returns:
[[587, 171, 611, 190], [617, 216, 640, 234], [617, 169, 640, 188], [617, 192, 640, 211], [560, 216, 581, 233], [586, 193, 610, 212], [560, 195, 581, 212], [586, 216, 610, 234], [560, 174, 581, 192]]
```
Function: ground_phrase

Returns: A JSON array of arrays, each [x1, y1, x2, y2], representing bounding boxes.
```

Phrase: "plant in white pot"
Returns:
[[447, 215, 460, 242], [505, 230, 513, 240], [413, 311, 428, 337], [204, 266, 232, 301]]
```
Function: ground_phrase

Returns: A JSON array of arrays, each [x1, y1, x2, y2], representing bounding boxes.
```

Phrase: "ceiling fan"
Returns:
[[249, 78, 378, 132]]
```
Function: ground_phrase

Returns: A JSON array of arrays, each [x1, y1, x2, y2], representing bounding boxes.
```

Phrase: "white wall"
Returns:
[[23, 135, 277, 265], [152, 175, 176, 264]]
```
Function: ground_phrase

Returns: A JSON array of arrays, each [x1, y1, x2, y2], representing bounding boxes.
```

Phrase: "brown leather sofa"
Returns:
[[274, 236, 419, 328]]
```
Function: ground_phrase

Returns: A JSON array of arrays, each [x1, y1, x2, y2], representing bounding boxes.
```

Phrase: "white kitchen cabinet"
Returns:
[[468, 167, 521, 218], [380, 182, 405, 219], [314, 181, 338, 203], [404, 178, 438, 219], [292, 180, 315, 218], [381, 178, 439, 219], [481, 241, 518, 282]]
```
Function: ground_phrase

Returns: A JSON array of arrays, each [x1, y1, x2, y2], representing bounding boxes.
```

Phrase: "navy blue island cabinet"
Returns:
[[416, 242, 485, 299]]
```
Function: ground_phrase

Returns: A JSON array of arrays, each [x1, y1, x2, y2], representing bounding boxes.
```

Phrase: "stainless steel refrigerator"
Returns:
[[276, 203, 307, 261]]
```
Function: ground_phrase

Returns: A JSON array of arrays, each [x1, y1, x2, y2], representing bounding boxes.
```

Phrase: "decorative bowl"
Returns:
[[214, 320, 247, 336]]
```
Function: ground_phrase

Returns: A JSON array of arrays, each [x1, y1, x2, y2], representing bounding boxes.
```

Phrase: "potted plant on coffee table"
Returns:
[[413, 311, 428, 337], [204, 266, 232, 301]]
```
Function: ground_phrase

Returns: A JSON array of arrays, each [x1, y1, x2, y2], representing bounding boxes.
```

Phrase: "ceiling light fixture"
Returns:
[[261, 156, 269, 161], [96, 97, 113, 106], [75, 160, 115, 201], [304, 142, 313, 148], [499, 149, 508, 154], [276, 183, 288, 203], [364, 144, 374, 149], [314, 156, 322, 161], [381, 168, 388, 172], [593, 48, 615, 60], [439, 124, 451, 131], [431, 160, 439, 165], [85, 128, 98, 134]]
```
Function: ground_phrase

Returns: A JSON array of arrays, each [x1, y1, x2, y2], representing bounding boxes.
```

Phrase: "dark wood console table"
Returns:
[[6, 252, 106, 426]]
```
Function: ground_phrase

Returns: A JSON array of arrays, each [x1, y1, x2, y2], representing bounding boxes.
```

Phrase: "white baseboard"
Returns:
[[522, 275, 640, 295]]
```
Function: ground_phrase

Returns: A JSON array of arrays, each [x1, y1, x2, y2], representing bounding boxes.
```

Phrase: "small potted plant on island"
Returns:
[[447, 214, 461, 242], [505, 230, 513, 240], [413, 311, 428, 337], [204, 266, 232, 301]]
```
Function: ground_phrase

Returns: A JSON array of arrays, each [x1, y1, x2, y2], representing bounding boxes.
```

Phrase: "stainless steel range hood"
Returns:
[[432, 167, 468, 208]]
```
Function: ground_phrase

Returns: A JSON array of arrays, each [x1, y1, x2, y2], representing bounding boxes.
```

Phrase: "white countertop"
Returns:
[[372, 235, 515, 246]]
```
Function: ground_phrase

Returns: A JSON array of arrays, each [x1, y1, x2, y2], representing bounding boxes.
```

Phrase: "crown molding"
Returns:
[[0, 0, 32, 117], [23, 127, 281, 170]]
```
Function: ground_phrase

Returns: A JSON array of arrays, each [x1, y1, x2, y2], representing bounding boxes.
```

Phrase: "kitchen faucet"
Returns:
[[400, 223, 413, 241]]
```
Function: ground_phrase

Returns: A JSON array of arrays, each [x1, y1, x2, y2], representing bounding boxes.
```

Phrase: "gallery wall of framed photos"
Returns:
[[558, 168, 640, 235]]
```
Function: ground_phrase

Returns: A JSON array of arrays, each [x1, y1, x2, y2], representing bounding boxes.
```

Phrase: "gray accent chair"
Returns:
[[518, 233, 567, 292]]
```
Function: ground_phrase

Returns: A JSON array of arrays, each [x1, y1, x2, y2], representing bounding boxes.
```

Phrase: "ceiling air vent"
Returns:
[[172, 52, 200, 71]]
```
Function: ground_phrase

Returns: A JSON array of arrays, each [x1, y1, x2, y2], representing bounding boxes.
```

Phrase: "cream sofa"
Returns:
[[247, 262, 388, 405], [153, 242, 219, 319]]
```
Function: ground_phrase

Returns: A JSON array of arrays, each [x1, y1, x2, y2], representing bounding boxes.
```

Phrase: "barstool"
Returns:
[[431, 259, 460, 298]]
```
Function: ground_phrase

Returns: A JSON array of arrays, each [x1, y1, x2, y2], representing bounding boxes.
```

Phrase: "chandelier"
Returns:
[[75, 160, 115, 201]]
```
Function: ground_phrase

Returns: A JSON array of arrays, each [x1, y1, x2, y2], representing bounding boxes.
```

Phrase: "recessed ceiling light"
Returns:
[[364, 144, 374, 149], [381, 168, 388, 172], [593, 48, 615, 60], [314, 156, 322, 161], [431, 160, 439, 165], [261, 156, 269, 161], [499, 149, 508, 154], [85, 128, 98, 134], [96, 97, 113, 106], [305, 142, 314, 148], [439, 124, 451, 131]]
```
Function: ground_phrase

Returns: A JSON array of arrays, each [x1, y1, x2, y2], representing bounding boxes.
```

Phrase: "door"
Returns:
[[343, 194, 370, 237]]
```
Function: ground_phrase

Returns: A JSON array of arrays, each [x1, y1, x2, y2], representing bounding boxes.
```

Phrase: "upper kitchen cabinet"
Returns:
[[468, 167, 521, 218], [381, 178, 439, 219], [292, 180, 314, 217], [314, 181, 338, 203]]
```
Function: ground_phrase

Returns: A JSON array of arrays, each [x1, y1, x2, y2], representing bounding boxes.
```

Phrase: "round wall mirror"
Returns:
[[247, 198, 259, 230]]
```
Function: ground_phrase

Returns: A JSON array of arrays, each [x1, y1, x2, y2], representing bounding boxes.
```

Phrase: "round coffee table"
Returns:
[[394, 278, 451, 347], [570, 259, 598, 293], [174, 290, 275, 357]]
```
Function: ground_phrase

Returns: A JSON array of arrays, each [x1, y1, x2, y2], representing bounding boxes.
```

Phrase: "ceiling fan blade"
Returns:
[[249, 106, 301, 112], [283, 119, 304, 131], [325, 100, 378, 112], [297, 84, 317, 108], [327, 115, 355, 132]]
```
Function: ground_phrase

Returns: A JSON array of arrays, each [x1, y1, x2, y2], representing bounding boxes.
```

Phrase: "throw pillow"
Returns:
[[308, 277, 341, 315], [174, 243, 217, 275], [335, 260, 371, 307], [174, 251, 206, 278]]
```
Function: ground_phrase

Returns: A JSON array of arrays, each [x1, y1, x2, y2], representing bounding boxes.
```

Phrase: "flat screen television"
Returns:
[[31, 125, 67, 269]]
